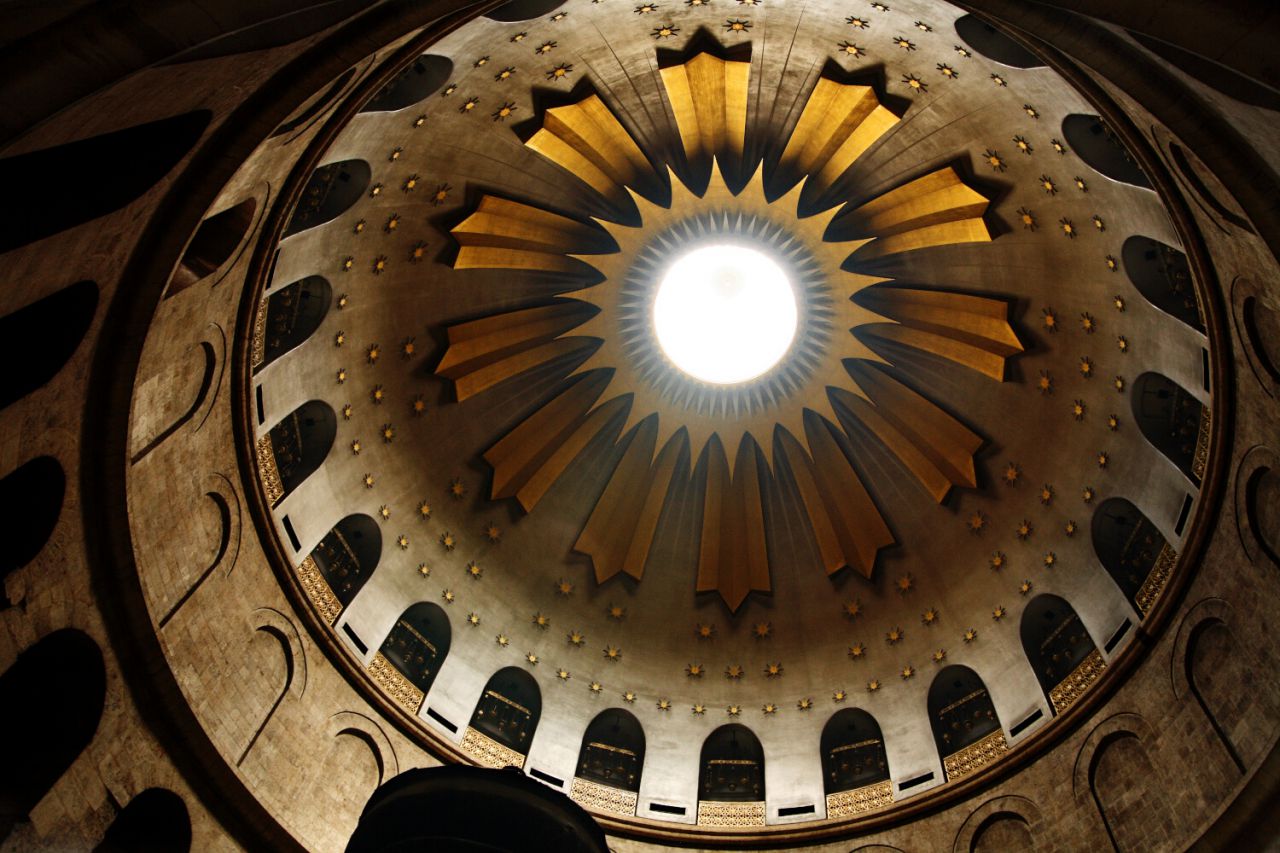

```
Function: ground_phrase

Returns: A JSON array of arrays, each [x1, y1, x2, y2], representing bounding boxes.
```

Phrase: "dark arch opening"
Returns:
[[255, 276, 332, 371], [0, 111, 211, 254], [312, 514, 381, 607], [266, 400, 336, 501], [1122, 236, 1204, 332], [953, 15, 1043, 68], [380, 602, 451, 697], [1061, 114, 1152, 189], [0, 629, 105, 842], [1092, 497, 1172, 614], [1019, 594, 1100, 713], [0, 280, 97, 412], [95, 788, 191, 853], [1241, 296, 1280, 384], [361, 55, 452, 113], [0, 457, 65, 608], [1132, 372, 1207, 483], [928, 665, 1001, 778], [470, 667, 542, 755], [283, 159, 370, 237], [699, 724, 765, 802], [576, 709, 645, 793], [820, 708, 890, 795], [166, 197, 257, 297], [1245, 465, 1280, 567], [484, 0, 569, 22]]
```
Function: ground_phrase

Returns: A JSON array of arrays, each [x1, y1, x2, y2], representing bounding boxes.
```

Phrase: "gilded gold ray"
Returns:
[[697, 435, 770, 611], [526, 94, 655, 205], [659, 53, 750, 166], [452, 196, 606, 272], [777, 78, 902, 195]]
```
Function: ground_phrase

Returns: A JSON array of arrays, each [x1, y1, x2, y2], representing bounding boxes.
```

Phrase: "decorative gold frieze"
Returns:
[[696, 799, 766, 827], [460, 726, 526, 770], [825, 780, 894, 818], [1135, 542, 1177, 616], [1193, 405, 1211, 480], [296, 555, 342, 625], [251, 297, 268, 369], [943, 729, 1007, 782], [256, 434, 283, 506], [570, 777, 638, 816], [368, 651, 424, 714], [1049, 648, 1105, 715]]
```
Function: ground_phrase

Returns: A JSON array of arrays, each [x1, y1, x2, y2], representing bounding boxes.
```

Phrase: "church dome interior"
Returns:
[[2, 0, 1279, 850]]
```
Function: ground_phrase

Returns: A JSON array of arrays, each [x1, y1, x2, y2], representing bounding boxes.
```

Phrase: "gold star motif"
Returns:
[[797, 697, 813, 711], [474, 56, 489, 67], [764, 662, 784, 678], [900, 665, 915, 680], [440, 532, 455, 550], [984, 149, 1005, 171], [656, 698, 671, 711], [848, 643, 866, 659], [1073, 400, 1086, 420], [1114, 375, 1126, 392], [555, 579, 573, 596], [1003, 462, 1021, 485], [1019, 580, 1033, 595], [867, 679, 881, 692], [914, 20, 931, 31], [350, 438, 361, 454], [363, 473, 375, 488], [1060, 218, 1076, 238], [418, 501, 431, 520], [727, 704, 741, 716], [932, 648, 947, 663], [902, 73, 927, 92], [1107, 414, 1120, 431], [762, 703, 778, 715], [1044, 552, 1057, 568], [724, 18, 751, 32], [342, 403, 353, 419], [336, 368, 348, 384], [532, 612, 550, 629], [955, 44, 971, 57], [1014, 135, 1032, 154], [396, 534, 409, 549], [837, 41, 866, 57], [1107, 256, 1120, 272], [484, 523, 501, 542], [1117, 335, 1129, 353], [990, 551, 1006, 570], [896, 574, 914, 594], [1075, 176, 1088, 192], [1016, 519, 1033, 539], [921, 608, 939, 625], [449, 478, 466, 499], [526, 652, 538, 664], [431, 184, 451, 206], [337, 295, 349, 310], [842, 600, 862, 619], [1082, 486, 1096, 503], [382, 424, 395, 443], [1093, 215, 1106, 231], [510, 32, 526, 42], [1080, 356, 1094, 377], [466, 561, 482, 579], [557, 668, 570, 680], [968, 511, 986, 533], [496, 633, 509, 646], [686, 663, 704, 677], [753, 622, 771, 639], [589, 681, 602, 693], [567, 630, 585, 646], [547, 63, 573, 81], [833, 689, 848, 702], [1037, 370, 1053, 394], [964, 628, 978, 643], [847, 15, 869, 27], [692, 703, 707, 715], [1040, 175, 1057, 194], [495, 66, 515, 82], [652, 23, 678, 37], [603, 646, 622, 662], [725, 664, 744, 680], [442, 589, 455, 603], [886, 627, 903, 644], [991, 73, 1008, 87], [695, 623, 716, 639], [418, 563, 430, 577], [411, 397, 427, 416], [370, 384, 384, 403], [607, 604, 626, 621], [894, 36, 916, 50], [622, 690, 636, 703], [535, 41, 556, 54], [460, 97, 479, 114], [1065, 520, 1078, 536], [467, 612, 480, 627], [1097, 451, 1110, 468], [1024, 104, 1040, 119], [492, 102, 517, 121], [1042, 307, 1058, 331], [992, 606, 1007, 620], [1039, 484, 1054, 505]]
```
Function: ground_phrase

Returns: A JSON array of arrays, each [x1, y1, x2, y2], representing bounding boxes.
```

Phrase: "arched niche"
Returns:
[[0, 280, 97, 412], [254, 276, 332, 371], [0, 456, 65, 608], [0, 629, 105, 843], [360, 55, 452, 113], [1122, 236, 1204, 332], [465, 667, 542, 767], [1088, 732, 1178, 852], [260, 400, 336, 505], [697, 724, 765, 826], [1185, 617, 1271, 772], [1061, 115, 1152, 189], [953, 15, 1044, 68], [928, 666, 1005, 783], [970, 812, 1034, 852], [283, 159, 370, 236], [1245, 465, 1280, 567], [1019, 594, 1102, 715], [96, 788, 191, 853], [574, 708, 645, 800], [166, 197, 258, 297], [1132, 372, 1208, 483], [375, 602, 451, 713], [0, 111, 211, 254], [1092, 497, 1173, 617], [310, 514, 381, 611], [485, 0, 569, 22], [821, 708, 891, 818]]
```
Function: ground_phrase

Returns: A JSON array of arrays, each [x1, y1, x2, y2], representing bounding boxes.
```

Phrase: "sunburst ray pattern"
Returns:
[[434, 50, 1023, 612]]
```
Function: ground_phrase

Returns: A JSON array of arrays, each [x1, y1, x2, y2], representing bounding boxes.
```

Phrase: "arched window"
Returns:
[[166, 197, 258, 297], [574, 709, 645, 798], [927, 665, 1005, 782], [1132, 372, 1209, 483], [1061, 114, 1152, 189], [0, 111, 211, 254], [0, 629, 105, 843], [697, 724, 765, 826], [953, 15, 1044, 68], [310, 514, 381, 609], [360, 55, 452, 113], [284, 159, 370, 236], [96, 788, 191, 853], [374, 602, 451, 713], [485, 0, 569, 22], [465, 667, 542, 768], [1121, 236, 1204, 332], [1092, 497, 1174, 616], [1019, 594, 1102, 714], [259, 400, 336, 505], [820, 708, 891, 816], [0, 456, 64, 608], [254, 276, 332, 371], [0, 280, 97, 412]]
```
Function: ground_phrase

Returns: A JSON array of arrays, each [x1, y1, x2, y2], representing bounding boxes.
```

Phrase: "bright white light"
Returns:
[[653, 244, 797, 385]]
